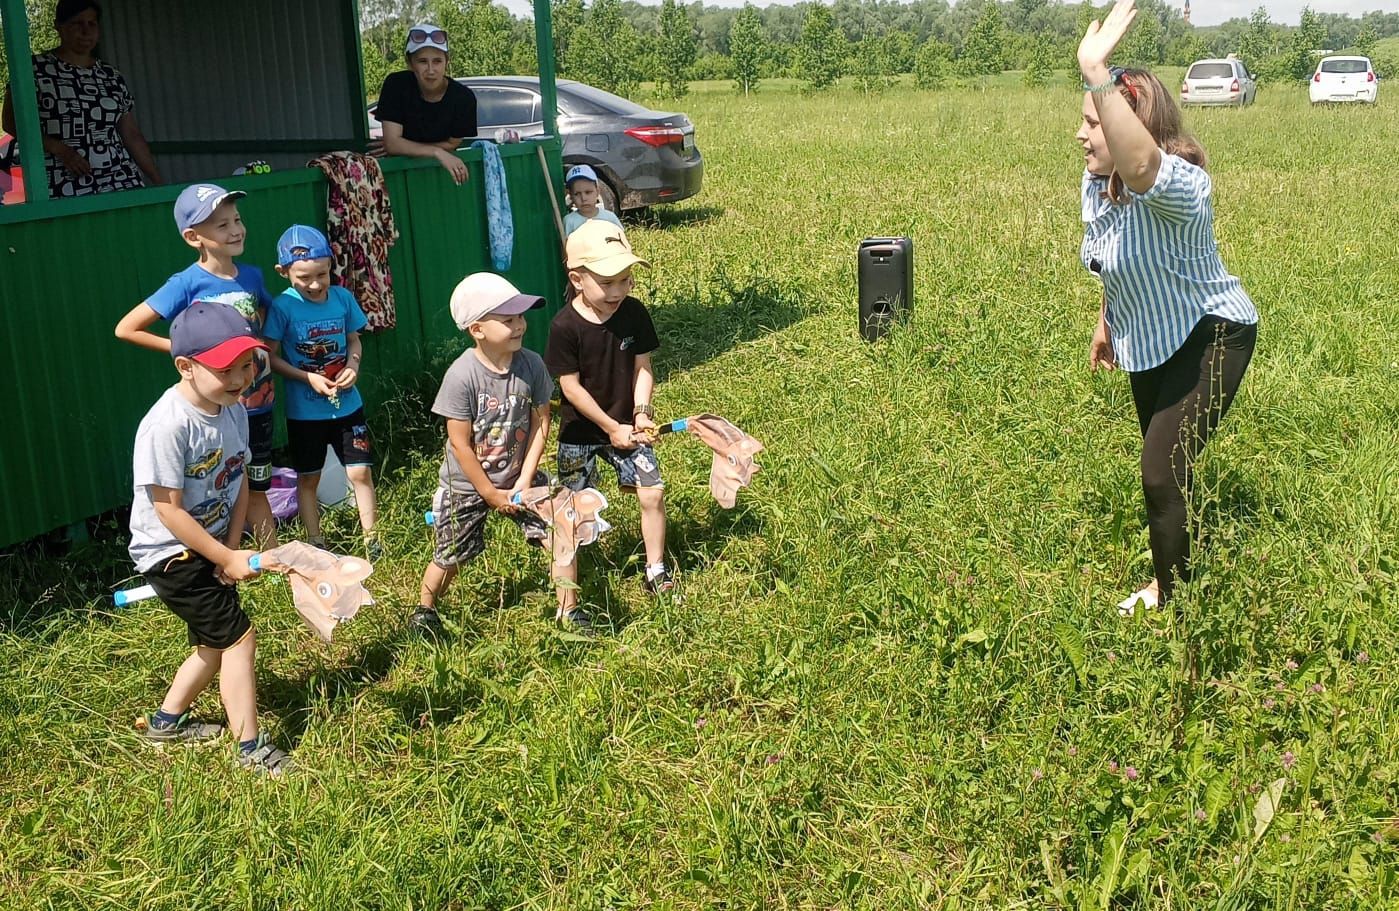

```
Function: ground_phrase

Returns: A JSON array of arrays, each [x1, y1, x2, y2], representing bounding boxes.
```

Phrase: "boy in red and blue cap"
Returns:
[[115, 183, 280, 550], [128, 301, 291, 776], [264, 225, 380, 559]]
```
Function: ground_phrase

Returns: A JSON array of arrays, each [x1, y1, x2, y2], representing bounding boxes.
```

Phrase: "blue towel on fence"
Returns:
[[471, 140, 514, 271]]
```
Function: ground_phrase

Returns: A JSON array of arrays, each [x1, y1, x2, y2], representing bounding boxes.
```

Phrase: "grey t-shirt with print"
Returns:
[[128, 387, 250, 572], [433, 347, 555, 501]]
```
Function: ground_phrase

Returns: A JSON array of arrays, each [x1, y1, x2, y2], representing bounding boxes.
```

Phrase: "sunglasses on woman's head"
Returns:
[[1109, 65, 1139, 102], [409, 28, 448, 45]]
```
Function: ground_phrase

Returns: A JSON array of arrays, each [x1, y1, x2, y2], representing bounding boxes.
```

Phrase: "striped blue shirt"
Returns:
[[1081, 152, 1258, 372]]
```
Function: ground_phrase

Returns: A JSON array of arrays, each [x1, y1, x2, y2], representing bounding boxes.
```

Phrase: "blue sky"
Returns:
[[495, 0, 1386, 29]]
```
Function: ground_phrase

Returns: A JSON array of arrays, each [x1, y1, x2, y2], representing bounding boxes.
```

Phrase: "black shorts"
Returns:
[[247, 410, 274, 493], [143, 550, 252, 650], [287, 408, 373, 475]]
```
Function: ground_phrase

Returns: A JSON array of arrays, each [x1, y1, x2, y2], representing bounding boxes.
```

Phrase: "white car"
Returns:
[[1310, 56, 1378, 104], [1181, 58, 1257, 106]]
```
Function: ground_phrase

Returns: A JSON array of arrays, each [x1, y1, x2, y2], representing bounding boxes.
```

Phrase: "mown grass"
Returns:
[[3, 78, 1399, 908]]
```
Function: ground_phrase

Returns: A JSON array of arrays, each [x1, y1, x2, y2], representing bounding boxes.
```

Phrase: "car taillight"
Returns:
[[1368, 71, 1376, 82], [624, 126, 685, 148], [1314, 72, 1322, 82], [1230, 79, 1240, 92], [1181, 82, 1188, 94]]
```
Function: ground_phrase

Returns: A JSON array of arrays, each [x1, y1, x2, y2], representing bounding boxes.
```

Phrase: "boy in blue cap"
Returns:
[[264, 225, 380, 559], [129, 300, 291, 776], [115, 184, 279, 549], [563, 164, 623, 236]]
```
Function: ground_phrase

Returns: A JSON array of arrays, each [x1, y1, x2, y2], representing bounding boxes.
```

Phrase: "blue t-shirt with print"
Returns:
[[264, 285, 369, 421], [146, 262, 276, 415]]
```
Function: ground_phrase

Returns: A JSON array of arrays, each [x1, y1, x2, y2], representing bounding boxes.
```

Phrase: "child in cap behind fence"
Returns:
[[563, 164, 623, 236]]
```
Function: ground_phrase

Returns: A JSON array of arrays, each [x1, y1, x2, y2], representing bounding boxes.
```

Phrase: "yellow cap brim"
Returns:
[[571, 252, 649, 277]]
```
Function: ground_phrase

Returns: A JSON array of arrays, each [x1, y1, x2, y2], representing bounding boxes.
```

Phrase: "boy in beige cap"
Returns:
[[544, 221, 672, 628]]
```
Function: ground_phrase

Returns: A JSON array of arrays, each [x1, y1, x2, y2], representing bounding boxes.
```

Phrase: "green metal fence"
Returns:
[[0, 141, 566, 548]]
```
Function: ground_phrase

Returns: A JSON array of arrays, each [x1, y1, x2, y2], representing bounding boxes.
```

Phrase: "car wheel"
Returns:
[[596, 178, 620, 216]]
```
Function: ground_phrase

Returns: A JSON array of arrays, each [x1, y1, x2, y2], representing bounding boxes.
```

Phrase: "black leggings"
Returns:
[[1128, 316, 1257, 603]]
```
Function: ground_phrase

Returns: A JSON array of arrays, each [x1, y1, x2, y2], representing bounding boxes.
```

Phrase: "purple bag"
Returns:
[[266, 467, 300, 521]]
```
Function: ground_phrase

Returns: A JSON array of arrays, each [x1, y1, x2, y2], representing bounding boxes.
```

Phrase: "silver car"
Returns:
[[369, 77, 703, 213], [1181, 58, 1257, 107]]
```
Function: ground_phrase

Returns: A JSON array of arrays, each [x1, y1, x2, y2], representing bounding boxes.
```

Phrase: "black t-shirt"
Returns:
[[375, 70, 477, 144], [544, 296, 660, 444]]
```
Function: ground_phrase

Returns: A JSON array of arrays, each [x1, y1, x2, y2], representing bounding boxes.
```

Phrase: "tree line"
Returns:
[[358, 0, 1399, 98], [1, 0, 1395, 107]]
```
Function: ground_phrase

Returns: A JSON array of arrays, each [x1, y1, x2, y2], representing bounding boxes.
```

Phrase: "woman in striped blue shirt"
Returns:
[[1077, 0, 1259, 615]]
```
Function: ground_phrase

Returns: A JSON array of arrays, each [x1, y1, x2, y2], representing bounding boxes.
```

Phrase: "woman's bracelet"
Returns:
[[1083, 77, 1118, 94]]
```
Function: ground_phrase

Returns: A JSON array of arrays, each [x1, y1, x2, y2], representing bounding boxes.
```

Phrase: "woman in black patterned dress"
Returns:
[[1, 0, 161, 198]]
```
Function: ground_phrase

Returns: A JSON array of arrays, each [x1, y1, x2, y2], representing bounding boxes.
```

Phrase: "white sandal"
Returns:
[[1116, 585, 1159, 617]]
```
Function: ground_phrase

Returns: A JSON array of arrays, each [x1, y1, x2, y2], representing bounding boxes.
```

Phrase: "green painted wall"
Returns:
[[0, 142, 566, 547]]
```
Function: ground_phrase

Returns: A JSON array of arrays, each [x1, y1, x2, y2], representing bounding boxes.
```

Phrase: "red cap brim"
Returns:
[[191, 336, 269, 369]]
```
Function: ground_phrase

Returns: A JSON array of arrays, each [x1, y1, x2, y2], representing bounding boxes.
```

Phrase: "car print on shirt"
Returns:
[[214, 453, 247, 491], [187, 497, 231, 530], [186, 448, 225, 480]]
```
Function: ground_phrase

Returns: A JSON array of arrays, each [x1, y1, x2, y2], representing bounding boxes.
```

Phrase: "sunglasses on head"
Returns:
[[409, 28, 448, 46], [1109, 65, 1139, 102]]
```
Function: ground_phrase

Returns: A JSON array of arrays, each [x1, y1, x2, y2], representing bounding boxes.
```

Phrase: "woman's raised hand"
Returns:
[[1078, 0, 1138, 76]]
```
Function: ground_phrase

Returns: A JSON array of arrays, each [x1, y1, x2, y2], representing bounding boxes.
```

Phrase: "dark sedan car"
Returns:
[[369, 77, 702, 212]]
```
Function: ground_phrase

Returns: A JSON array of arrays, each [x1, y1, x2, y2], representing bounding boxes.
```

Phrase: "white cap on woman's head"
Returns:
[[406, 23, 449, 55]]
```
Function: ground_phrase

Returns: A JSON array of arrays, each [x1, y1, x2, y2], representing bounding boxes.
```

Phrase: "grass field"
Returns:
[[4, 76, 1399, 908]]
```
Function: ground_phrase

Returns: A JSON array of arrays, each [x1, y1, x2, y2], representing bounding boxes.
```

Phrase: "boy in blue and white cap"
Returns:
[[128, 300, 291, 776], [563, 164, 623, 236], [115, 184, 280, 550], [264, 225, 380, 559]]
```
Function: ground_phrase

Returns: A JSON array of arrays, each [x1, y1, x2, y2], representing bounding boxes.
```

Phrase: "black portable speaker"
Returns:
[[858, 236, 913, 342]]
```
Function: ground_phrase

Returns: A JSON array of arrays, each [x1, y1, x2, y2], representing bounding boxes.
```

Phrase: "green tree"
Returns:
[[852, 35, 894, 94], [563, 0, 641, 96], [551, 0, 586, 73], [914, 38, 953, 89], [433, 0, 516, 77], [1289, 5, 1328, 80], [0, 0, 59, 94], [360, 0, 430, 66], [1237, 6, 1274, 65], [883, 30, 917, 74], [362, 40, 396, 97], [1068, 1, 1096, 85], [1023, 35, 1056, 86], [1119, 4, 1164, 65], [729, 3, 765, 95], [798, 5, 844, 90], [1352, 23, 1377, 56], [656, 0, 697, 97], [959, 3, 1006, 76], [1167, 34, 1210, 66]]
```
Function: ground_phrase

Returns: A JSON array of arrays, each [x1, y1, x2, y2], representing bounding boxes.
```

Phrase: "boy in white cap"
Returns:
[[115, 183, 279, 550], [564, 164, 623, 236], [411, 273, 558, 634], [545, 221, 674, 607], [128, 301, 291, 776]]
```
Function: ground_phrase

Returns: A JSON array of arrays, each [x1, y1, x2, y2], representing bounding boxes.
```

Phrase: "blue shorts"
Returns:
[[557, 442, 663, 491]]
